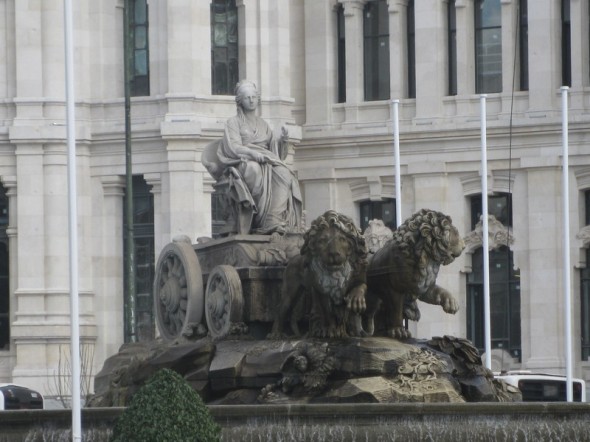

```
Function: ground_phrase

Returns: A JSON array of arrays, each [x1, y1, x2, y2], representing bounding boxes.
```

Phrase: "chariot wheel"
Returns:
[[153, 237, 203, 341], [205, 265, 244, 339]]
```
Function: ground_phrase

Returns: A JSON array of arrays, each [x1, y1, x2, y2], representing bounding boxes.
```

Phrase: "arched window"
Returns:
[[359, 198, 396, 232], [128, 0, 150, 96], [0, 184, 9, 350], [475, 0, 502, 93], [467, 192, 520, 360], [467, 246, 521, 359], [581, 190, 590, 360], [447, 0, 457, 95], [123, 176, 155, 342], [363, 0, 390, 101], [337, 4, 346, 103], [561, 0, 571, 87], [519, 0, 529, 91], [581, 249, 590, 360], [211, 0, 239, 95], [407, 0, 415, 98]]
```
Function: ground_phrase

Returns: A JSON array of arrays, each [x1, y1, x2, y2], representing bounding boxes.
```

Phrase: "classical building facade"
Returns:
[[1, 0, 590, 396]]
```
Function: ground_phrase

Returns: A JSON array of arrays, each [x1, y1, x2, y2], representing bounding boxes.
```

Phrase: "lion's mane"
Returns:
[[363, 208, 463, 339], [391, 208, 459, 270], [301, 210, 368, 269]]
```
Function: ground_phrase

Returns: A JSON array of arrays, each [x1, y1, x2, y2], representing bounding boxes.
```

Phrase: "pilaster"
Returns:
[[388, 0, 408, 101], [414, 0, 446, 118], [527, 0, 560, 112], [342, 0, 367, 122], [304, 0, 337, 125]]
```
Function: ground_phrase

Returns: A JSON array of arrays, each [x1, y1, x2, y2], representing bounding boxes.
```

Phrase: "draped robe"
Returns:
[[213, 109, 303, 234]]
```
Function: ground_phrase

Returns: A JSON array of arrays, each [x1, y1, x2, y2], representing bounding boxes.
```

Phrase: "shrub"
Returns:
[[111, 368, 220, 442]]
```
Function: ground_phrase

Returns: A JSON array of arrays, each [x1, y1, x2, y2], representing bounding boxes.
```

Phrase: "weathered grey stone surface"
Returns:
[[88, 336, 520, 407]]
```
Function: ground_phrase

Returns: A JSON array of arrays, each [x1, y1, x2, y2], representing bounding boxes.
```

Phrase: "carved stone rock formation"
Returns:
[[88, 336, 521, 407]]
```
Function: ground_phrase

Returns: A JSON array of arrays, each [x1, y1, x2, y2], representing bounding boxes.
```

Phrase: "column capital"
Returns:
[[339, 0, 368, 16], [101, 176, 126, 197], [144, 173, 162, 195], [0, 176, 17, 194]]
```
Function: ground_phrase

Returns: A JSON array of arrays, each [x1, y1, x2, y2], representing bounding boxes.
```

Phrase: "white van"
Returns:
[[495, 371, 586, 402]]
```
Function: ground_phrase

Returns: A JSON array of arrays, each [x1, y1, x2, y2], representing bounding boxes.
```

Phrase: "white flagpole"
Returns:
[[561, 86, 573, 402], [480, 95, 492, 370], [392, 99, 402, 227], [64, 0, 82, 438]]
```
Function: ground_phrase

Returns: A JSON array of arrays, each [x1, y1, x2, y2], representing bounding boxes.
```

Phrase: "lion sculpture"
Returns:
[[362, 209, 464, 339], [269, 210, 368, 339]]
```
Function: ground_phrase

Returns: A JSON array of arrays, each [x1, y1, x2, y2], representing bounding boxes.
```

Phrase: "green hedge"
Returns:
[[111, 368, 220, 442]]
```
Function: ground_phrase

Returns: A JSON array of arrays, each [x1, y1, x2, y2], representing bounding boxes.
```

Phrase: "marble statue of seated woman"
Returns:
[[203, 79, 303, 235]]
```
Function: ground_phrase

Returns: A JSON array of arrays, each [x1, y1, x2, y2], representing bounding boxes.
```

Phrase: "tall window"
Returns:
[[359, 198, 396, 232], [448, 0, 457, 96], [407, 0, 416, 98], [467, 193, 520, 360], [337, 5, 346, 103], [470, 192, 512, 229], [581, 191, 590, 360], [128, 0, 150, 96], [519, 0, 529, 91], [475, 0, 502, 93], [124, 176, 155, 342], [0, 184, 8, 350], [467, 246, 521, 360], [582, 249, 590, 360], [562, 0, 571, 87], [364, 0, 390, 101], [211, 0, 239, 95]]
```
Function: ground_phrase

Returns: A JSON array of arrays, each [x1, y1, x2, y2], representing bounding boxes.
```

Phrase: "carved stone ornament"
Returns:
[[363, 219, 393, 255], [463, 214, 514, 254], [576, 225, 590, 248]]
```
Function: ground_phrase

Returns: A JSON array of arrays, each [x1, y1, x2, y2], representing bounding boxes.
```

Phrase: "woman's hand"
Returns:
[[250, 151, 266, 163], [280, 126, 289, 143]]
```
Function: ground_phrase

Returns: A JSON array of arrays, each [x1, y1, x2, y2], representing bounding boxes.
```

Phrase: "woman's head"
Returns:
[[235, 79, 259, 111]]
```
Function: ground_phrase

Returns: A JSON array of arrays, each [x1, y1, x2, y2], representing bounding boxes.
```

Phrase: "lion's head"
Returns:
[[395, 209, 464, 265], [301, 210, 367, 271]]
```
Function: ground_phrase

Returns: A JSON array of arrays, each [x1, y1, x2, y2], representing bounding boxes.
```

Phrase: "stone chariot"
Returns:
[[153, 233, 303, 341]]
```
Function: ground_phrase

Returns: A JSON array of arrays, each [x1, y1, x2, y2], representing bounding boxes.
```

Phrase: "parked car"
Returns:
[[0, 384, 44, 410], [495, 371, 586, 402]]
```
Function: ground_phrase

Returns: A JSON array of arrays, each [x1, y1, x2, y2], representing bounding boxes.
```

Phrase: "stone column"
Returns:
[[166, 0, 210, 105], [522, 166, 563, 370], [500, 0, 517, 114], [527, 0, 561, 112], [342, 0, 366, 122], [569, 0, 588, 109], [454, 0, 475, 100], [145, 174, 164, 260], [414, 0, 446, 119], [160, 125, 210, 244], [259, 0, 291, 98], [238, 0, 260, 82], [14, 1, 42, 100], [10, 144, 47, 392], [297, 168, 338, 222], [0, 177, 17, 382], [96, 176, 126, 362], [388, 0, 408, 101], [304, 0, 337, 125]]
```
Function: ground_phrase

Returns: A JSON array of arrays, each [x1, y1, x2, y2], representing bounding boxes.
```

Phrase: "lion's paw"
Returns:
[[441, 295, 459, 314], [388, 327, 412, 340]]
